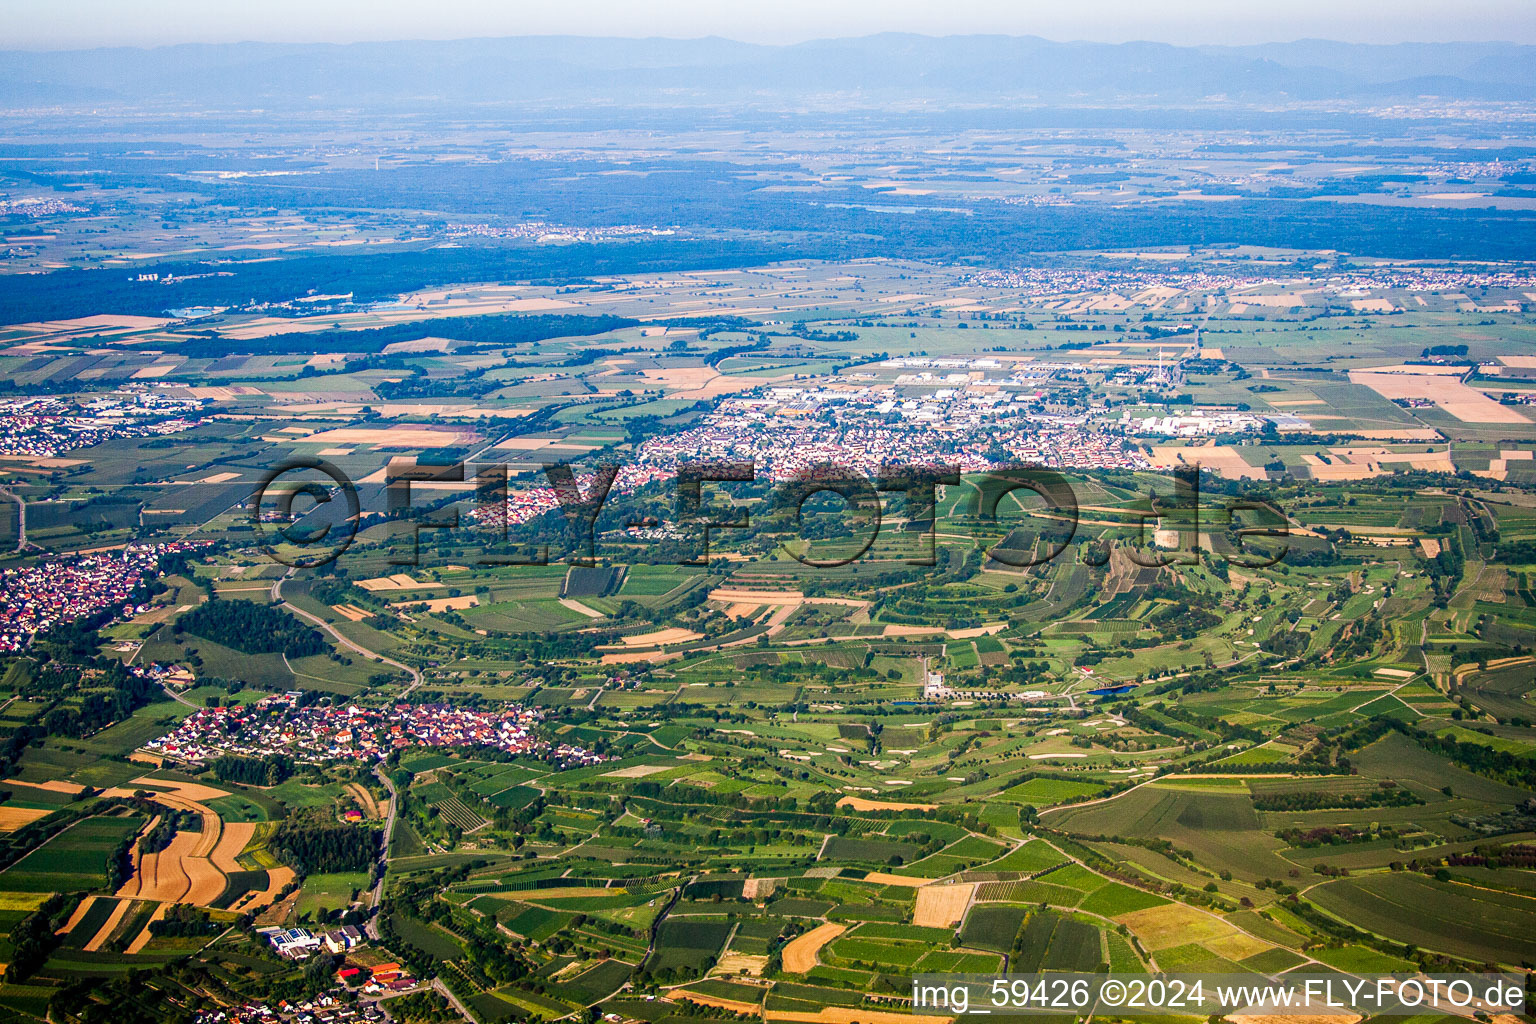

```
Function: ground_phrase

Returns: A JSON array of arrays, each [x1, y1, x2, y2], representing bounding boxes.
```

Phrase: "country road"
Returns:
[[272, 571, 423, 694], [432, 978, 477, 1022], [0, 485, 28, 551], [268, 573, 415, 952], [364, 764, 399, 938]]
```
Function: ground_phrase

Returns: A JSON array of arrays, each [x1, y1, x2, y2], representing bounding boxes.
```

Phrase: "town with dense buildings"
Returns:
[[0, 543, 203, 653], [145, 694, 602, 768], [0, 391, 205, 459]]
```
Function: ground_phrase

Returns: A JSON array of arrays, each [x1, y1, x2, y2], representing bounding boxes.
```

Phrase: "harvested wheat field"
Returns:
[[298, 426, 481, 447], [913, 882, 974, 928], [209, 822, 256, 873], [782, 922, 845, 973], [126, 831, 198, 902], [143, 795, 220, 855], [836, 796, 937, 812], [2, 779, 85, 795], [712, 952, 769, 976], [1301, 455, 1378, 481], [0, 806, 53, 832], [192, 816, 221, 858], [356, 574, 442, 592], [183, 854, 226, 906], [860, 872, 932, 888], [103, 776, 230, 806], [618, 628, 702, 648], [599, 650, 684, 665], [882, 625, 943, 637], [947, 623, 1008, 639], [108, 778, 224, 839], [1151, 444, 1268, 480], [708, 588, 805, 605], [398, 595, 480, 613], [104, 780, 234, 907], [602, 764, 673, 779], [1350, 369, 1529, 424], [1483, 449, 1535, 479]]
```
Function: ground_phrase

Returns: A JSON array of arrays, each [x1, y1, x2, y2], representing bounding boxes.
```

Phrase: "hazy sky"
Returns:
[[5, 0, 1532, 49]]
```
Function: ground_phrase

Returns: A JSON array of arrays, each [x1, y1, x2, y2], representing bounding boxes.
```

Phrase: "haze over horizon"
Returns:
[[6, 0, 1534, 50]]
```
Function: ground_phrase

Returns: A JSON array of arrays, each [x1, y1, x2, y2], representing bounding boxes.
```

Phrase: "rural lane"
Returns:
[[272, 571, 423, 695]]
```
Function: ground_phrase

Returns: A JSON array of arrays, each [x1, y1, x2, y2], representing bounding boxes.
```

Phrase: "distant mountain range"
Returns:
[[2, 34, 1532, 111]]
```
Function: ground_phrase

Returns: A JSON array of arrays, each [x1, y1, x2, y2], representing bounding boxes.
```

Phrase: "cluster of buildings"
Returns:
[[128, 659, 197, 690], [0, 393, 203, 459], [261, 925, 364, 959], [0, 196, 87, 218], [960, 265, 1284, 299], [960, 264, 1536, 311], [193, 1006, 284, 1024], [1128, 410, 1312, 436], [144, 691, 604, 767], [475, 368, 1157, 532], [446, 220, 675, 244], [194, 995, 384, 1024], [0, 542, 201, 653], [345, 962, 420, 994], [1325, 266, 1536, 294], [624, 380, 1149, 480], [472, 464, 671, 532], [259, 927, 424, 994]]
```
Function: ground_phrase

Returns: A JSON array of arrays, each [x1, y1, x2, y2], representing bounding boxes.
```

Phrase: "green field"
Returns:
[[1, 815, 144, 891]]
